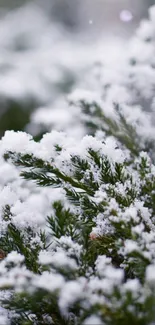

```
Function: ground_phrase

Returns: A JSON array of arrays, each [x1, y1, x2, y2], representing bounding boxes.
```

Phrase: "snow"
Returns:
[[39, 250, 78, 270], [120, 10, 133, 23], [0, 186, 17, 213], [149, 5, 155, 22], [0, 3, 155, 323], [146, 265, 155, 283], [124, 240, 140, 254], [83, 315, 103, 325], [33, 272, 65, 292], [0, 130, 32, 154], [5, 252, 25, 264], [0, 315, 9, 325], [59, 279, 86, 313], [95, 255, 111, 276], [123, 279, 140, 292]]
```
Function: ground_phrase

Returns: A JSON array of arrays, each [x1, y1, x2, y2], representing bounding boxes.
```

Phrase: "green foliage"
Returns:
[[1, 137, 155, 324], [0, 205, 45, 274], [47, 201, 78, 240], [0, 99, 35, 138], [77, 100, 140, 155]]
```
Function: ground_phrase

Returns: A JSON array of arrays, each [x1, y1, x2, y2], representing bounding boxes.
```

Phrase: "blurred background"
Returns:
[[0, 0, 153, 31], [0, 0, 154, 139]]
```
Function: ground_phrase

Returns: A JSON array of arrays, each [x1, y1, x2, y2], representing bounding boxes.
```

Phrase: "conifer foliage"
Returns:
[[1, 5, 155, 325]]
